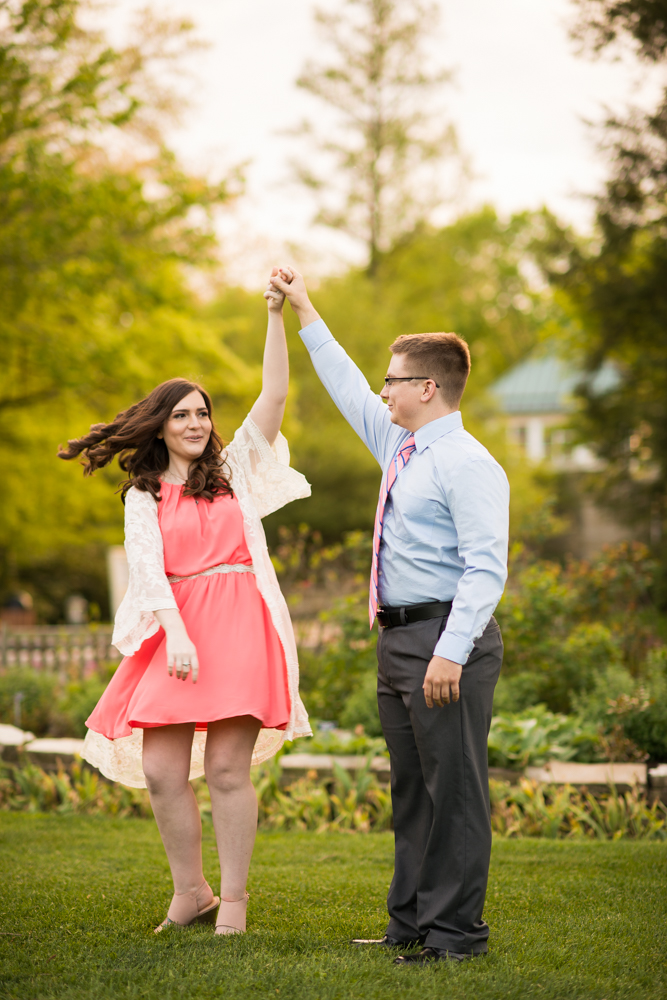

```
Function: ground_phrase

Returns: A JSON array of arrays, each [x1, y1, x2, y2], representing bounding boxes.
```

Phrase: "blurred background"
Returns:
[[2, 0, 667, 767]]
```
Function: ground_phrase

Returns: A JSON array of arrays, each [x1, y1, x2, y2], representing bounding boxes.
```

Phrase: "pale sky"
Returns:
[[107, 0, 662, 281]]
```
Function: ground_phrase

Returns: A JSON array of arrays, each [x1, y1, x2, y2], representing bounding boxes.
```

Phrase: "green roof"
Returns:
[[490, 354, 619, 415]]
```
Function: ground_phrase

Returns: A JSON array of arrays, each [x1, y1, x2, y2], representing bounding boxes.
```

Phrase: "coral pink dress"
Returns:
[[87, 484, 291, 737]]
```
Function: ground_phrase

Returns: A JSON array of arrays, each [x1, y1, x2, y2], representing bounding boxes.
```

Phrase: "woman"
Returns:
[[58, 271, 311, 935]]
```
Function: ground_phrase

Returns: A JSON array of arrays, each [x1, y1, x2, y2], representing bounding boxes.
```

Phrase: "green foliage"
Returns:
[[285, 537, 664, 757], [248, 756, 393, 833], [493, 540, 667, 759], [571, 0, 667, 61], [622, 702, 667, 761], [0, 667, 115, 737], [601, 648, 667, 760], [339, 669, 383, 735], [53, 675, 109, 738], [293, 0, 460, 268], [490, 777, 667, 840], [283, 724, 386, 756], [3, 757, 665, 841], [271, 524, 372, 603], [539, 213, 667, 528], [298, 593, 377, 722], [213, 207, 560, 541], [487, 707, 601, 769], [0, 760, 151, 816], [540, 3, 667, 531], [495, 542, 656, 713], [0, 667, 57, 735], [0, 0, 253, 611]]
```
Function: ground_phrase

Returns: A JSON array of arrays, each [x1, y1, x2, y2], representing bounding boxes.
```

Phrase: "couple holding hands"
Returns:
[[61, 267, 508, 965]]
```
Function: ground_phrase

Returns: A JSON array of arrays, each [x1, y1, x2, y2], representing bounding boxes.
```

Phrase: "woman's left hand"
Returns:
[[263, 266, 292, 312]]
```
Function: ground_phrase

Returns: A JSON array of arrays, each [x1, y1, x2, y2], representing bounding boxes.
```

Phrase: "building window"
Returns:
[[512, 425, 527, 451]]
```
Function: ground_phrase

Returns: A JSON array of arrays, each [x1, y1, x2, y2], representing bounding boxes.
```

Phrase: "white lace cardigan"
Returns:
[[81, 416, 313, 788]]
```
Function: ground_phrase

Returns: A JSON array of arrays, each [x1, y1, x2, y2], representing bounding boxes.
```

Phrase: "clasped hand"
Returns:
[[263, 266, 293, 312], [423, 655, 462, 708]]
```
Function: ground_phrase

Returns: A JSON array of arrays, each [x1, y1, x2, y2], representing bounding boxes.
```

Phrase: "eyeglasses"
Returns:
[[383, 376, 440, 388]]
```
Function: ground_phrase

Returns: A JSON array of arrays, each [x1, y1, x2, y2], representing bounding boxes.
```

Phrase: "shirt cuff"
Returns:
[[433, 631, 473, 665], [298, 318, 334, 351]]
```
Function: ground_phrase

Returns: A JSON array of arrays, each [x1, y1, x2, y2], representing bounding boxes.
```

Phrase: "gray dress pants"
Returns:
[[376, 614, 503, 954]]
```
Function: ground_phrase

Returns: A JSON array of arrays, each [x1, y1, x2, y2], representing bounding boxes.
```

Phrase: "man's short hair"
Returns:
[[389, 332, 471, 408]]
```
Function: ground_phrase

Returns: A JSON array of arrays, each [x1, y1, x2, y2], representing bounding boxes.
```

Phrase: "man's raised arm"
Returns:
[[269, 268, 402, 466]]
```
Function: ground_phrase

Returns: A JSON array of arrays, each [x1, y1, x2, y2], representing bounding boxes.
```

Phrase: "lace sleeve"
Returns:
[[111, 487, 177, 656], [226, 416, 311, 519]]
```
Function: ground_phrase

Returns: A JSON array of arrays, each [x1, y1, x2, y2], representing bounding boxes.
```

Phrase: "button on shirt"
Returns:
[[299, 319, 510, 665]]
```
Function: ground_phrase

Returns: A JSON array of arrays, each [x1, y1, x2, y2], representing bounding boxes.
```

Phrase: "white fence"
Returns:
[[0, 626, 120, 680]]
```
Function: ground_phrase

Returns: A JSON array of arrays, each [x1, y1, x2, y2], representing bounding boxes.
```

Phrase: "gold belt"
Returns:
[[167, 563, 255, 584]]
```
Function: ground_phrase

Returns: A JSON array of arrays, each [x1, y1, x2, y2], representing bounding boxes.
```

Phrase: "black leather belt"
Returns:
[[376, 600, 453, 628]]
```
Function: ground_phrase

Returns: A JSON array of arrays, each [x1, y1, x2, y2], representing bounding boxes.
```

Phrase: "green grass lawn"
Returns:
[[0, 814, 665, 1000]]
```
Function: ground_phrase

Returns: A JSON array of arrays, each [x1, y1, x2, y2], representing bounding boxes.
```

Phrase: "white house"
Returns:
[[490, 352, 631, 557]]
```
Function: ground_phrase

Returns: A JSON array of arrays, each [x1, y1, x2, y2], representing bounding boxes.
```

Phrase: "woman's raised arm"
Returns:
[[249, 268, 290, 445]]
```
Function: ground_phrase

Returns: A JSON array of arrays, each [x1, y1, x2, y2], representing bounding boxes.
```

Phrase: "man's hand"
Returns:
[[423, 655, 462, 708], [269, 266, 320, 328]]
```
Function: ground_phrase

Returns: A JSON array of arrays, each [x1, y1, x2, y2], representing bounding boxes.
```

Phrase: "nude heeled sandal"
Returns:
[[215, 892, 249, 935], [154, 879, 220, 933]]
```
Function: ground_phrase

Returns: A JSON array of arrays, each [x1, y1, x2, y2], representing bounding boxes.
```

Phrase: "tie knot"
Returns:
[[400, 435, 416, 456]]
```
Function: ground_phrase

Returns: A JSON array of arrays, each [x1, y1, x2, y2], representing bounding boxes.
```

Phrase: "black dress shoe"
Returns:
[[394, 946, 469, 965], [351, 934, 423, 948]]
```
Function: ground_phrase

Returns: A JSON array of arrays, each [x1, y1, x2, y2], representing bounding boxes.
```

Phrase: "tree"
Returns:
[[211, 208, 557, 544], [0, 0, 199, 155], [0, 1, 255, 618], [0, 0, 247, 417], [571, 1, 667, 62], [292, 0, 463, 271], [536, 1, 667, 533]]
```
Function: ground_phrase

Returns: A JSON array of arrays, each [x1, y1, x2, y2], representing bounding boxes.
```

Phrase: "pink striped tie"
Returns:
[[369, 435, 417, 626]]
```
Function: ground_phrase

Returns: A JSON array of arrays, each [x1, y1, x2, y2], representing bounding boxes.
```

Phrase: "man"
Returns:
[[270, 267, 509, 966]]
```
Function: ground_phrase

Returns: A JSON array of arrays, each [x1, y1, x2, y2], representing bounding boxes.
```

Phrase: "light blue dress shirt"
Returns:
[[299, 319, 510, 665]]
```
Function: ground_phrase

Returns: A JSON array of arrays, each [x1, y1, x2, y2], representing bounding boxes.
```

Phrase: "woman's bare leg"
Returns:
[[142, 723, 203, 894], [204, 715, 262, 901]]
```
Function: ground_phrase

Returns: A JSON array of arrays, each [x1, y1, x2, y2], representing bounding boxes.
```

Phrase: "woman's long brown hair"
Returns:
[[58, 378, 233, 503]]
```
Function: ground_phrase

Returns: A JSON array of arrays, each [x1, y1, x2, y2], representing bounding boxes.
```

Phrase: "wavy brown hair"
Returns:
[[58, 378, 233, 503]]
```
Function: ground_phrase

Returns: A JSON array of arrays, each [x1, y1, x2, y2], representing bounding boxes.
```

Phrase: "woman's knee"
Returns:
[[142, 752, 190, 796], [205, 759, 251, 795]]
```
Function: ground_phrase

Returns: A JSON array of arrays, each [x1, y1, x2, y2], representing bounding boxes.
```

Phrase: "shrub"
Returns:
[[0, 668, 115, 738], [283, 723, 386, 757], [339, 670, 383, 736], [487, 706, 601, 769], [298, 591, 378, 722], [621, 704, 667, 762], [0, 668, 58, 735], [2, 759, 665, 840], [490, 778, 667, 840], [495, 543, 659, 714], [51, 677, 110, 738], [0, 760, 151, 817]]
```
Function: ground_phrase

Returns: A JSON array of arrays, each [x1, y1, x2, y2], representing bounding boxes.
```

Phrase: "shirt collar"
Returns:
[[413, 411, 463, 453]]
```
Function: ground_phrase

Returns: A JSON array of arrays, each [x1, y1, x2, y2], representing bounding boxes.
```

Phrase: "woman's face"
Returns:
[[159, 390, 212, 465]]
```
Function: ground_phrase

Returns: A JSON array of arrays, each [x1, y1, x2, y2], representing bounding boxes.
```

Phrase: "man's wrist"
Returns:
[[293, 302, 320, 328]]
